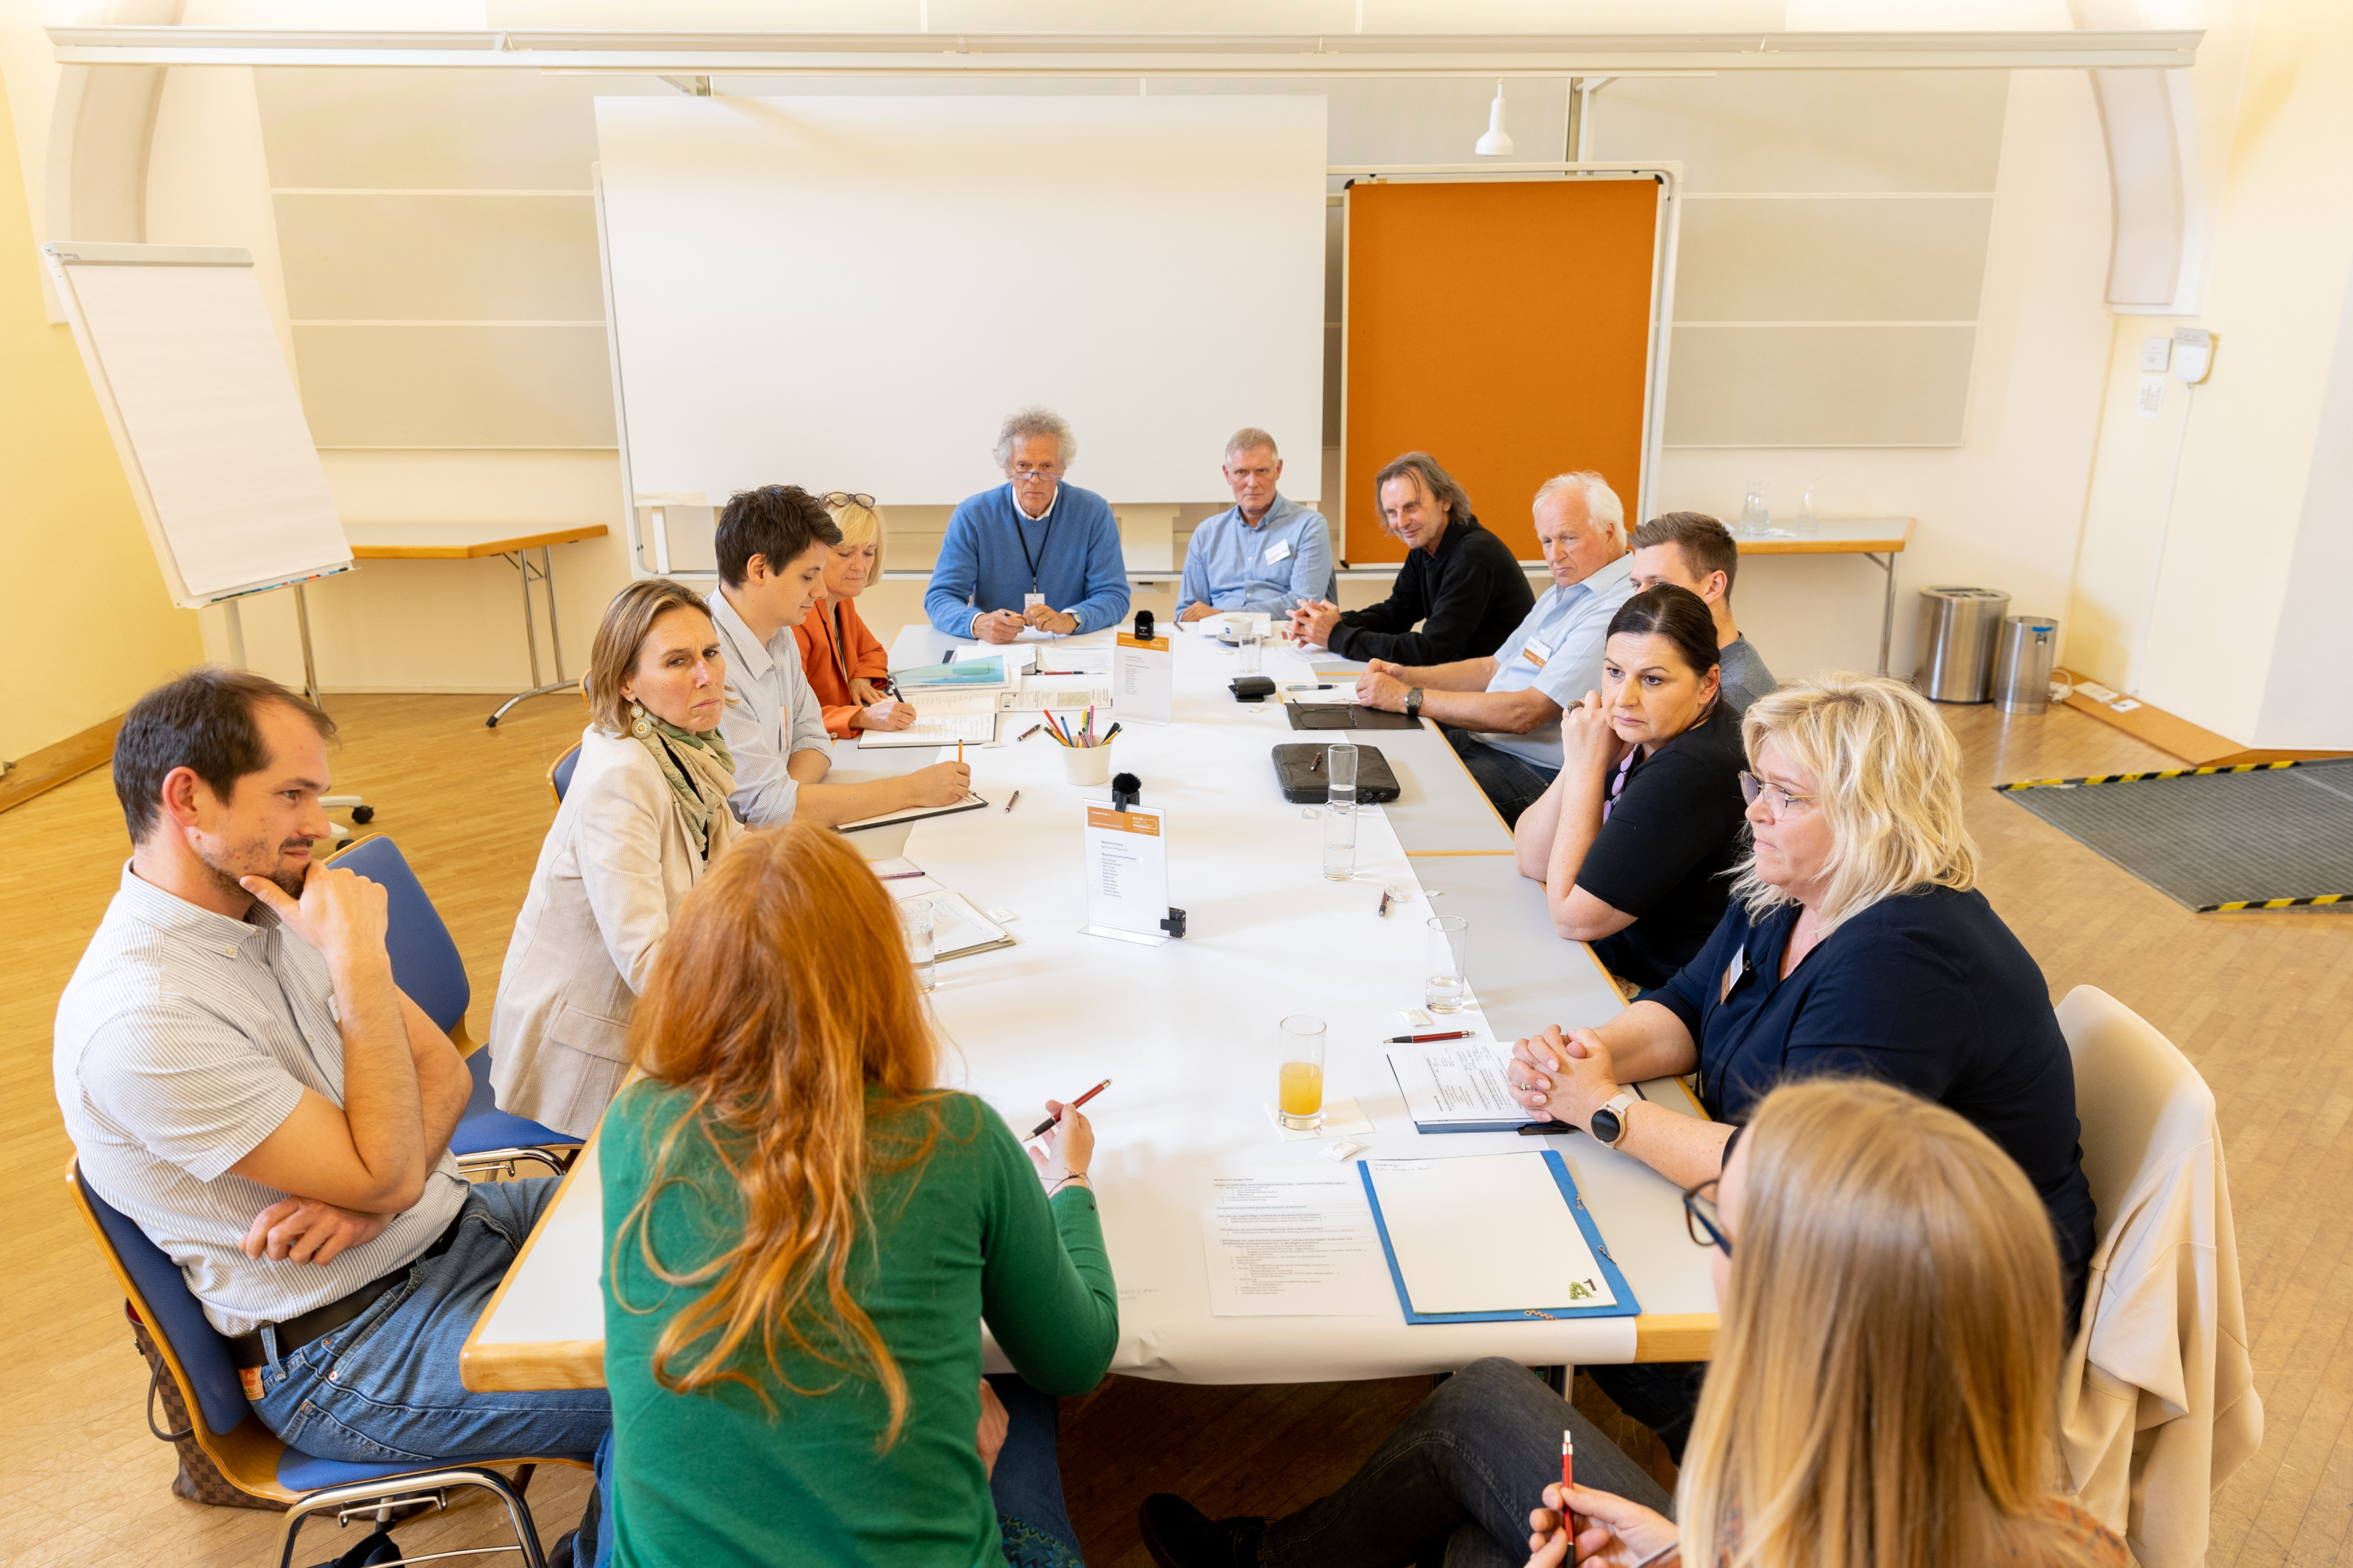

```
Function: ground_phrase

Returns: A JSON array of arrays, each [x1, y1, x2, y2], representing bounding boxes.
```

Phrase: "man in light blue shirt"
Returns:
[[1176, 429, 1335, 620], [1355, 471, 1636, 826], [925, 407, 1131, 643]]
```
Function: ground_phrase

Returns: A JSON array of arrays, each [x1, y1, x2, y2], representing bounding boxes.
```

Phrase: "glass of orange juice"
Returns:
[[1278, 1014, 1327, 1131]]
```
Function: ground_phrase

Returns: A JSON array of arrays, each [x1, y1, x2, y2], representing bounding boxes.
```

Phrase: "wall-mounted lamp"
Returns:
[[1474, 79, 1514, 157]]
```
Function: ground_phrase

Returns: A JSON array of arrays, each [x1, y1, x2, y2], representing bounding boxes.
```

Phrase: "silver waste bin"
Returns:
[[1993, 615, 2061, 715], [1913, 587, 2012, 704]]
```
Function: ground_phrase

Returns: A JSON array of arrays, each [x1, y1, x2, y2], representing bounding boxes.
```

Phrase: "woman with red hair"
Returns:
[[592, 823, 1115, 1567]]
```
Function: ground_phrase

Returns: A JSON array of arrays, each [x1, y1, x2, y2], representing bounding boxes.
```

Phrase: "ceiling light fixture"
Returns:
[[1474, 77, 1515, 157]]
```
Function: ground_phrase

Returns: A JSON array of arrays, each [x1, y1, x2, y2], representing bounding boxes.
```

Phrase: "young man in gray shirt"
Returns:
[[54, 668, 610, 1469], [1628, 510, 1779, 713]]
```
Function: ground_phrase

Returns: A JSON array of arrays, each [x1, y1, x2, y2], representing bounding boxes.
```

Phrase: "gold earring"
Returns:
[[629, 701, 651, 738]]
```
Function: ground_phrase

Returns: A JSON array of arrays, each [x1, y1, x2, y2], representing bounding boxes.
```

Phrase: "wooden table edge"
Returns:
[[1736, 518, 1913, 556], [1632, 1313, 1718, 1361], [460, 1125, 603, 1393], [350, 523, 610, 560]]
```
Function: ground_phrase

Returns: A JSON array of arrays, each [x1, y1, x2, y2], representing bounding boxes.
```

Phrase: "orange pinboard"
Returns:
[[1343, 179, 1657, 562]]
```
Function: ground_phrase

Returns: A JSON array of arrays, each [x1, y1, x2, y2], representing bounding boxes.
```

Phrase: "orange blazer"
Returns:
[[793, 596, 892, 738]]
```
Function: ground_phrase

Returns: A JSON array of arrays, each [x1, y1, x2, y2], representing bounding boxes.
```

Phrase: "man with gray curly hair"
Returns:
[[925, 407, 1131, 643]]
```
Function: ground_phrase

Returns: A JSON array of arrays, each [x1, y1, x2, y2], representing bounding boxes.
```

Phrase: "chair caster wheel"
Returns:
[[351, 806, 376, 824]]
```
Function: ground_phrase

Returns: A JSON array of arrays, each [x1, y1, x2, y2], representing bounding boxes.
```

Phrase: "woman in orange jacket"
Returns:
[[796, 494, 917, 738]]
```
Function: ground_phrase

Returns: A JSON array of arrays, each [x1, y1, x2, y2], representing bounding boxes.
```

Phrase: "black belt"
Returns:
[[227, 1207, 467, 1372]]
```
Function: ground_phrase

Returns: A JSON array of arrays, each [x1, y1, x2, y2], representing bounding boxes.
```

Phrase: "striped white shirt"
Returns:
[[54, 866, 468, 1336]]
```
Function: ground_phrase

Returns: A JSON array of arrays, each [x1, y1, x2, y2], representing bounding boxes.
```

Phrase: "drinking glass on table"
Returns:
[[1425, 914, 1469, 1013], [901, 898, 936, 993], [1278, 1014, 1327, 1131], [1237, 626, 1263, 676], [1323, 742, 1359, 882]]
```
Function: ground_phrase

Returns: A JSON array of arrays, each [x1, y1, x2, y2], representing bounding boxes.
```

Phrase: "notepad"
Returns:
[[834, 792, 989, 832], [1358, 1151, 1638, 1322], [899, 889, 1015, 962], [858, 692, 1000, 748]]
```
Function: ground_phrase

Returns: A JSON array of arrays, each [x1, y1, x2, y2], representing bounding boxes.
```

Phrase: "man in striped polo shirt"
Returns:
[[54, 668, 610, 1470]]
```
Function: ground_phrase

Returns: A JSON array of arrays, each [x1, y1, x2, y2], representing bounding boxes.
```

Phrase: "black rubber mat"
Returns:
[[1996, 759, 2353, 912]]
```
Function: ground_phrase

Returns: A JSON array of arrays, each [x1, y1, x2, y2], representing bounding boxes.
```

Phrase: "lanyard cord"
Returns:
[[1013, 495, 1057, 593], [818, 601, 851, 690]]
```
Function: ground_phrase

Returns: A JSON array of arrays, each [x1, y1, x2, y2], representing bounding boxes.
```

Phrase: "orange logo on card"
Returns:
[[1087, 806, 1160, 836], [1115, 633, 1170, 652]]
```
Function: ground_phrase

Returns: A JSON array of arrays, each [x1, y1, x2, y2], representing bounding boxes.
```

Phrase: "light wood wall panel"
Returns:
[[275, 194, 604, 322], [293, 325, 617, 448], [1665, 324, 1976, 447]]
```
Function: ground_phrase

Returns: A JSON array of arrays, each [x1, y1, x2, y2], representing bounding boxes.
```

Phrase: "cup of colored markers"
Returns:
[[1046, 706, 1118, 787]]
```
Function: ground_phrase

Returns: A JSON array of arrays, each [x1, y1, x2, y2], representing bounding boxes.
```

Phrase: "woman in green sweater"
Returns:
[[593, 823, 1118, 1567]]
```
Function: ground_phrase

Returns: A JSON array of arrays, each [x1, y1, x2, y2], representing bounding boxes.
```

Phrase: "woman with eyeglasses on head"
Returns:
[[1505, 673, 2096, 1459], [1141, 1078, 2125, 1568], [794, 493, 918, 737], [1511, 584, 1750, 991]]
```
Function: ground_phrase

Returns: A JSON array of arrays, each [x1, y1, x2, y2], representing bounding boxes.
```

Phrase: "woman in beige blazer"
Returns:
[[490, 579, 742, 1139]]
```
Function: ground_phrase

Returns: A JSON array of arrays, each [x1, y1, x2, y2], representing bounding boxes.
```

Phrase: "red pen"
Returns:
[[1027, 1078, 1112, 1140], [1382, 1030, 1473, 1044], [1560, 1427, 1577, 1558]]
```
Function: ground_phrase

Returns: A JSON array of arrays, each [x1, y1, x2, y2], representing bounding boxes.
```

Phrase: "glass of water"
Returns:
[[1237, 626, 1263, 676], [1425, 914, 1469, 1013], [1278, 1014, 1327, 1131], [1323, 742, 1359, 881], [901, 898, 936, 993]]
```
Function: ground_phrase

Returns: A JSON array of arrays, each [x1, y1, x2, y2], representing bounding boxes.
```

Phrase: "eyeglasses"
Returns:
[[1738, 770, 1817, 818], [1683, 1179, 1732, 1257], [1009, 464, 1062, 481], [822, 493, 874, 509]]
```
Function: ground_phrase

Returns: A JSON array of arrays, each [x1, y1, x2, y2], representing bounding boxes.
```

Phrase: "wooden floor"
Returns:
[[2, 692, 2347, 1567]]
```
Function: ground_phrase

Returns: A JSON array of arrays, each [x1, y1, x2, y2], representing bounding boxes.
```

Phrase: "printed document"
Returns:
[[1202, 1170, 1390, 1317], [1387, 1040, 1536, 1131], [1364, 1153, 1617, 1315], [858, 692, 999, 748]]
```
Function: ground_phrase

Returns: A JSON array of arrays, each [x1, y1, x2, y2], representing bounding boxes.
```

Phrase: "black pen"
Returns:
[[943, 648, 957, 664]]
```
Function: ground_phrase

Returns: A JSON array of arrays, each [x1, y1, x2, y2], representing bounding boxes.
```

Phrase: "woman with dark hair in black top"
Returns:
[[1513, 584, 1749, 990]]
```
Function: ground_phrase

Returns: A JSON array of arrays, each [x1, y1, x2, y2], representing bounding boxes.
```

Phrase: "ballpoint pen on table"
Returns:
[[1004, 790, 1021, 812], [1378, 888, 1394, 917], [1026, 1078, 1112, 1140], [1382, 1030, 1471, 1043], [1311, 751, 1323, 773], [1018, 723, 1043, 742]]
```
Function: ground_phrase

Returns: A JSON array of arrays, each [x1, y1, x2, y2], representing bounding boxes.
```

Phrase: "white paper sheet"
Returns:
[[1386, 1040, 1535, 1129], [1032, 646, 1113, 676], [1082, 802, 1169, 937], [1005, 685, 1112, 711], [858, 692, 1000, 748], [1113, 634, 1174, 724], [1363, 1153, 1616, 1315], [1202, 1169, 1393, 1317]]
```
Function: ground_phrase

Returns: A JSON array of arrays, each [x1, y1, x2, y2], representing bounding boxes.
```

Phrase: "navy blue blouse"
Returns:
[[1654, 885, 2096, 1320]]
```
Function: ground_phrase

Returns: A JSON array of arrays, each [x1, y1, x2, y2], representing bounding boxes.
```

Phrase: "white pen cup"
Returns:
[[1061, 737, 1115, 787]]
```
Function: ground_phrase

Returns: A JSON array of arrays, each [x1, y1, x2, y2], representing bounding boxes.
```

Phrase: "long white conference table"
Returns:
[[461, 625, 1718, 1393]]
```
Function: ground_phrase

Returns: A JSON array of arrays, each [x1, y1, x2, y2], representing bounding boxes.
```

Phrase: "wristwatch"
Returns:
[[1588, 1090, 1640, 1148], [1404, 687, 1425, 721]]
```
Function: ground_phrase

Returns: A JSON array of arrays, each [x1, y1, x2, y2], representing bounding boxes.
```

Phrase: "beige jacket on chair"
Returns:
[[2055, 985, 2261, 1567], [489, 727, 725, 1139]]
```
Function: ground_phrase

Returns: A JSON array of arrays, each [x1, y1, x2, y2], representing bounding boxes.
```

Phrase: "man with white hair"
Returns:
[[1175, 428, 1335, 620], [1354, 470, 1636, 826], [926, 407, 1131, 645]]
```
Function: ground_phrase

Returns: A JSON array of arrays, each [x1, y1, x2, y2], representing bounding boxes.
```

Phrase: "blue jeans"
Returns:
[[1260, 1358, 1673, 1568], [252, 1180, 612, 1464], [589, 1375, 1079, 1567], [1440, 726, 1560, 831]]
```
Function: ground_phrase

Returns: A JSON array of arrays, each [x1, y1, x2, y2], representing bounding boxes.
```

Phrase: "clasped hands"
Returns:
[[1507, 1024, 1621, 1133], [241, 1195, 391, 1267], [1283, 598, 1343, 648], [1354, 658, 1413, 712], [974, 604, 1077, 644]]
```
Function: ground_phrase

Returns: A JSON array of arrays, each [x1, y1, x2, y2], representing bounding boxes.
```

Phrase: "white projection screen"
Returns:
[[594, 96, 1328, 509]]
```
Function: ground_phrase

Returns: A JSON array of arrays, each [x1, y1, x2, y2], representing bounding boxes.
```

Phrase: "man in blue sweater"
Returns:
[[925, 407, 1131, 643]]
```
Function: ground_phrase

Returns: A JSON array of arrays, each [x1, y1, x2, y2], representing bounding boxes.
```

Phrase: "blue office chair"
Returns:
[[68, 1162, 591, 1567], [325, 835, 579, 1178], [548, 743, 581, 808]]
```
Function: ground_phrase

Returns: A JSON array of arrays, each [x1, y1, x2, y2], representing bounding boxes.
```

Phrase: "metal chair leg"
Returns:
[[275, 1465, 550, 1568]]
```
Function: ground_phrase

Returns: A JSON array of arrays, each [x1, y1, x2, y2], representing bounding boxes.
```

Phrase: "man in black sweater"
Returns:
[[1285, 453, 1534, 665]]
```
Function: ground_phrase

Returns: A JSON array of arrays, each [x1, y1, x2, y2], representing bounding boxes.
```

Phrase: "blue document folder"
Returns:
[[895, 657, 1008, 687], [1357, 1151, 1641, 1325]]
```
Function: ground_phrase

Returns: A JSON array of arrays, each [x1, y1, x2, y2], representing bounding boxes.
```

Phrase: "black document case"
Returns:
[[1285, 703, 1424, 731], [1272, 743, 1403, 805]]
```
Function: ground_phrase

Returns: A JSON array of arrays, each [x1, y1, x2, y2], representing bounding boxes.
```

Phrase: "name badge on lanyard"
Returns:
[[1719, 943, 1748, 1003], [1523, 637, 1554, 670], [1024, 593, 1046, 610], [1263, 538, 1294, 565]]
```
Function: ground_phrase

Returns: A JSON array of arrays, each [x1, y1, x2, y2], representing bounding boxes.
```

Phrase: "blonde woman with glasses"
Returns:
[[1140, 1079, 2124, 1568], [792, 493, 917, 737], [1504, 673, 2096, 1457]]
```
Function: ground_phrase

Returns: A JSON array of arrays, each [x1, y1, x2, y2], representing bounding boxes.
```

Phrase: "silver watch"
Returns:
[[1589, 1090, 1640, 1148]]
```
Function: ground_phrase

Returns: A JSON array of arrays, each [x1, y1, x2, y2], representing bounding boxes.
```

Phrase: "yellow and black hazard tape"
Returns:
[[2201, 894, 2352, 913], [1998, 759, 2304, 792]]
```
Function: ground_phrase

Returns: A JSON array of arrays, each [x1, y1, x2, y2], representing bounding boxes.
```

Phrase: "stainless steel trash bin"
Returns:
[[1913, 587, 2012, 704], [1993, 615, 2061, 715]]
